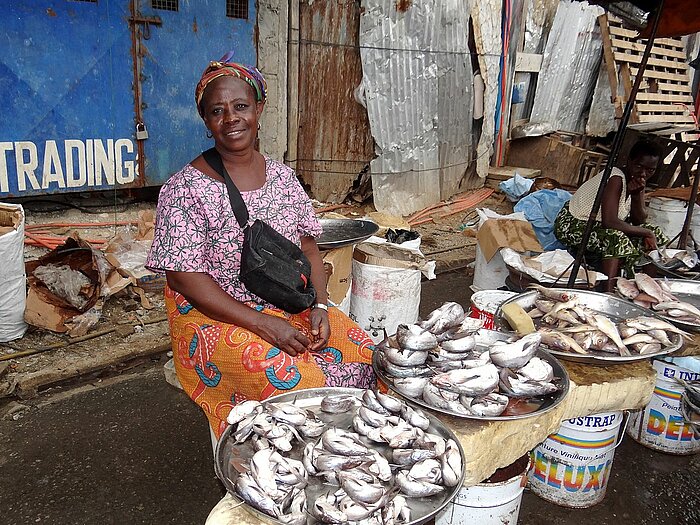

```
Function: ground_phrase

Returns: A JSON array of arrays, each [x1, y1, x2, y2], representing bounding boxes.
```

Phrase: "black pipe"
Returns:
[[567, 0, 665, 287]]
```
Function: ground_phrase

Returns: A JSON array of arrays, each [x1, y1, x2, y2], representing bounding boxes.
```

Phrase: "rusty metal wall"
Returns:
[[296, 0, 374, 203]]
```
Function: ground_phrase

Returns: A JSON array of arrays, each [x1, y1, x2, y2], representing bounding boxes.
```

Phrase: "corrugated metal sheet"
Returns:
[[471, 0, 501, 181], [297, 0, 374, 203], [359, 0, 473, 216], [528, 0, 604, 134]]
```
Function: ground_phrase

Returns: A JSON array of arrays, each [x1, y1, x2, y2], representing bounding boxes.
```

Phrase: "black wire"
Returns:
[[19, 199, 133, 214]]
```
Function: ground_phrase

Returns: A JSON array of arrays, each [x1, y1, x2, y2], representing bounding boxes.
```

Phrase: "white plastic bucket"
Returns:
[[529, 411, 624, 508], [469, 290, 517, 330], [349, 245, 423, 344], [627, 358, 700, 455], [646, 197, 688, 243], [436, 455, 529, 525]]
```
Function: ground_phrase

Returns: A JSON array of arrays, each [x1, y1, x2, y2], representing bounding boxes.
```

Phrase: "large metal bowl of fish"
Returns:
[[615, 276, 700, 333], [494, 286, 685, 365], [215, 387, 466, 525], [373, 327, 570, 421]]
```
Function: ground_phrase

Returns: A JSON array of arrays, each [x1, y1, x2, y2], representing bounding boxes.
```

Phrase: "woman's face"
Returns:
[[628, 154, 660, 184], [200, 76, 263, 153]]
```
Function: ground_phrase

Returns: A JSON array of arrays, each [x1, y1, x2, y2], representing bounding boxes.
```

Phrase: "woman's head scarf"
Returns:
[[195, 52, 267, 116]]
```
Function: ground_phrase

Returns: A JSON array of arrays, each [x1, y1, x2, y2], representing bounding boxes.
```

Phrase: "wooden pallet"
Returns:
[[599, 14, 697, 128]]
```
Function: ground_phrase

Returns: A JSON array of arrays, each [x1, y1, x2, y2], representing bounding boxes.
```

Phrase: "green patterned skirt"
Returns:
[[554, 203, 668, 274]]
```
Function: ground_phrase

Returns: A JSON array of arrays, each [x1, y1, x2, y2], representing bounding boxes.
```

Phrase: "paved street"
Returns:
[[1, 269, 698, 524]]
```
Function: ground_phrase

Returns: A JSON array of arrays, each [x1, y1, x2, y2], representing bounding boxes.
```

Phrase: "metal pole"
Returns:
[[677, 147, 700, 248], [567, 0, 665, 287]]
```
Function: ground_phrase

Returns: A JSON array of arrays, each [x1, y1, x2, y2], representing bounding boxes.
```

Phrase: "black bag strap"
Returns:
[[202, 148, 249, 229]]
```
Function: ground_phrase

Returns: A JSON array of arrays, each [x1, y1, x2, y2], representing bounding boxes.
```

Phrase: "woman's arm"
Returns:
[[628, 187, 648, 225], [166, 271, 311, 356], [601, 176, 656, 248], [301, 236, 330, 351]]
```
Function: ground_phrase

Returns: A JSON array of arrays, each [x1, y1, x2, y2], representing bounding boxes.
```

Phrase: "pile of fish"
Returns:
[[377, 302, 561, 418], [616, 274, 700, 325], [225, 389, 463, 524], [652, 247, 699, 272], [678, 378, 700, 438], [525, 285, 688, 357]]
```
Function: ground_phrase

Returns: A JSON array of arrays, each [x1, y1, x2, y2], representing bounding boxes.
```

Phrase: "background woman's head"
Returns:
[[628, 139, 663, 182]]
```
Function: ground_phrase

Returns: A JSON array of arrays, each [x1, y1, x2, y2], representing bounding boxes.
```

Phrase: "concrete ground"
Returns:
[[1, 268, 698, 525]]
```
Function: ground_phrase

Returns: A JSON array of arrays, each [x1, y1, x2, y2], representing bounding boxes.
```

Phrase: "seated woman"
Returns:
[[554, 139, 668, 290], [146, 54, 376, 439]]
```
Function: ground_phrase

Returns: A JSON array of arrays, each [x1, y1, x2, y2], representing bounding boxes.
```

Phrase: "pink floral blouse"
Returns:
[[146, 158, 321, 305]]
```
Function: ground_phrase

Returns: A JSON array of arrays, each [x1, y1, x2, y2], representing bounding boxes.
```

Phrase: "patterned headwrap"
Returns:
[[195, 51, 267, 115]]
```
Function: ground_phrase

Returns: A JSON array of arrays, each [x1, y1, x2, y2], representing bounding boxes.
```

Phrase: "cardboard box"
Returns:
[[322, 245, 353, 305], [476, 219, 543, 262]]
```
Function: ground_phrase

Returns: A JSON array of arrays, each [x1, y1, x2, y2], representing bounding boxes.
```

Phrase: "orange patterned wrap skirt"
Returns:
[[165, 285, 376, 438]]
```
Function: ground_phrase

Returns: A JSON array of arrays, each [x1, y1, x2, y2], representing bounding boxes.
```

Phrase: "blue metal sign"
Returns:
[[0, 0, 256, 197]]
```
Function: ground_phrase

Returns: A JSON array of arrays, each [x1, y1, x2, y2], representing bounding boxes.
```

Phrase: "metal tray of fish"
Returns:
[[316, 219, 379, 250], [494, 290, 684, 364], [215, 387, 465, 525], [652, 279, 700, 333], [373, 329, 570, 421]]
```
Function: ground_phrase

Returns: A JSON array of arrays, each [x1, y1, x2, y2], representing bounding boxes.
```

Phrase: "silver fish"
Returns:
[[648, 328, 672, 346], [616, 277, 640, 300], [534, 299, 556, 313], [299, 413, 325, 438], [419, 302, 466, 334], [310, 493, 347, 524], [362, 389, 392, 415], [654, 301, 700, 320], [226, 400, 262, 425], [422, 383, 472, 415], [527, 307, 545, 319], [236, 472, 280, 518], [499, 368, 558, 398], [359, 406, 399, 427], [392, 447, 438, 466], [518, 357, 554, 383], [573, 332, 593, 350], [413, 432, 447, 456], [322, 428, 370, 456], [529, 285, 572, 302], [339, 473, 386, 504], [250, 448, 283, 498], [631, 342, 662, 355], [440, 335, 476, 353], [622, 333, 656, 346], [634, 273, 667, 303], [369, 449, 393, 482], [408, 458, 442, 484], [382, 495, 411, 525], [396, 323, 438, 350], [391, 376, 430, 398], [302, 442, 319, 475], [268, 402, 308, 427], [626, 316, 690, 338], [352, 415, 375, 437], [436, 317, 485, 341], [460, 392, 509, 417], [400, 404, 431, 431], [489, 333, 541, 368], [382, 345, 429, 367], [315, 453, 373, 471], [617, 323, 638, 339], [441, 439, 462, 487], [337, 497, 376, 522], [396, 471, 444, 497], [376, 391, 405, 414], [591, 314, 626, 352], [379, 354, 432, 378], [430, 364, 500, 396], [428, 349, 473, 363], [321, 394, 359, 413]]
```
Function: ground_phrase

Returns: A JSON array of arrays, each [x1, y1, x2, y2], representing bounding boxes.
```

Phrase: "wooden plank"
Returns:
[[655, 81, 693, 94], [487, 166, 541, 180], [636, 102, 694, 113], [598, 14, 621, 118], [610, 37, 687, 60], [629, 67, 691, 83], [613, 51, 689, 72], [619, 63, 640, 124], [635, 92, 695, 103], [638, 114, 698, 124], [608, 26, 686, 50], [514, 52, 542, 73]]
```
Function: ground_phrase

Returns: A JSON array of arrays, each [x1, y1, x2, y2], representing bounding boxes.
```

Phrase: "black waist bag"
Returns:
[[203, 148, 316, 313]]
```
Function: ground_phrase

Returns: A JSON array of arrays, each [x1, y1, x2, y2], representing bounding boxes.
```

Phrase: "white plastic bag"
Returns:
[[0, 203, 27, 342], [473, 209, 528, 291]]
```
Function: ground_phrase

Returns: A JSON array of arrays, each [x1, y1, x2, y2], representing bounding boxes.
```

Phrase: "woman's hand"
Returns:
[[628, 175, 646, 195], [255, 315, 311, 357], [642, 230, 658, 251], [308, 308, 330, 351]]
